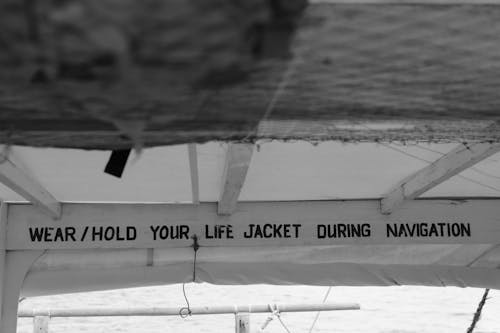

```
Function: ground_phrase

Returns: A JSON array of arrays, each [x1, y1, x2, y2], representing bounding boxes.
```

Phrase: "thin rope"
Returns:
[[179, 235, 200, 318], [261, 304, 293, 333], [276, 314, 293, 333], [307, 286, 333, 333], [273, 304, 293, 333], [466, 289, 490, 333], [179, 283, 192, 318]]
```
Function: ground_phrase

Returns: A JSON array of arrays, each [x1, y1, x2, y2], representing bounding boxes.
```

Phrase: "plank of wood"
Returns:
[[0, 203, 7, 331], [218, 144, 254, 215], [188, 144, 200, 204], [381, 143, 500, 214], [6, 199, 500, 250], [0, 251, 44, 333], [0, 153, 61, 219]]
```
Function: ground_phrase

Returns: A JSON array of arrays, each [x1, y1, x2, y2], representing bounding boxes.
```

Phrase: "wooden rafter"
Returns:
[[381, 142, 500, 214], [188, 144, 200, 204], [218, 143, 254, 215], [0, 152, 61, 219]]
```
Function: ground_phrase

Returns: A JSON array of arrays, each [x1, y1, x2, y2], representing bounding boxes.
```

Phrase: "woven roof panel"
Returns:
[[272, 4, 500, 119], [1, 3, 500, 149]]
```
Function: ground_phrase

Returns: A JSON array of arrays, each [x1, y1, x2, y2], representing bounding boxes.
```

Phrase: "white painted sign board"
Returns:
[[4, 199, 500, 250]]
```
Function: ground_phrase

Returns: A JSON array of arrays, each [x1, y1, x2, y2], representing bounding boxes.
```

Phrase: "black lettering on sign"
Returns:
[[44, 227, 53, 242], [386, 222, 471, 238], [92, 226, 103, 241], [293, 224, 301, 238], [104, 227, 115, 241], [150, 225, 190, 240], [127, 226, 137, 240], [29, 227, 77, 242], [243, 224, 302, 239], [81, 226, 88, 241], [29, 227, 44, 242], [205, 225, 234, 239], [316, 224, 371, 239], [91, 226, 137, 242]]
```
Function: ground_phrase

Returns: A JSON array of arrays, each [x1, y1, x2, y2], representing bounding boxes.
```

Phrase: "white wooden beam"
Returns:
[[381, 142, 500, 214], [0, 250, 44, 333], [0, 202, 7, 331], [1, 203, 44, 333], [187, 144, 200, 204], [0, 152, 61, 219], [6, 199, 500, 250], [218, 143, 254, 215]]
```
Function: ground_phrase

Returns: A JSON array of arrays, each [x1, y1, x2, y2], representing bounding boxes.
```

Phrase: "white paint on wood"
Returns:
[[0, 153, 61, 219], [33, 316, 49, 333], [381, 143, 500, 214], [6, 199, 500, 250], [218, 144, 254, 215], [0, 203, 7, 331], [188, 144, 200, 204], [235, 313, 250, 333], [0, 251, 44, 333]]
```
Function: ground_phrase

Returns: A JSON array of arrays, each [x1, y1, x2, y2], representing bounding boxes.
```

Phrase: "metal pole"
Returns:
[[19, 303, 360, 318]]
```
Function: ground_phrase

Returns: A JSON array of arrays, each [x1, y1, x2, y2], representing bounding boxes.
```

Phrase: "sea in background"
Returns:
[[17, 285, 500, 332]]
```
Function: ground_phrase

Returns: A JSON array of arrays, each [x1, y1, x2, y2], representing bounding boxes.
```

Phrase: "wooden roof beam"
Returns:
[[381, 142, 500, 214], [0, 151, 61, 219], [188, 144, 200, 204], [218, 143, 254, 215]]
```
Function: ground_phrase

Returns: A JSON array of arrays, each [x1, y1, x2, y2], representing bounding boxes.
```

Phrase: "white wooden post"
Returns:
[[235, 312, 250, 333], [0, 203, 7, 332], [0, 250, 44, 333], [1, 201, 44, 333], [33, 316, 49, 333]]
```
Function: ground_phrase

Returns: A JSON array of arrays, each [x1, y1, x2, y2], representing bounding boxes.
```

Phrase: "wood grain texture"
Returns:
[[1, 2, 500, 149], [7, 199, 500, 250], [0, 153, 61, 219], [218, 143, 254, 215]]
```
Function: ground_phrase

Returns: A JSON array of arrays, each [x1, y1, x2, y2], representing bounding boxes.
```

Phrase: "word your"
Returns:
[[150, 225, 190, 240]]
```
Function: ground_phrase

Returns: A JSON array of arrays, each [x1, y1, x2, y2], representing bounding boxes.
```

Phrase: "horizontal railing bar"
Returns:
[[18, 303, 360, 318]]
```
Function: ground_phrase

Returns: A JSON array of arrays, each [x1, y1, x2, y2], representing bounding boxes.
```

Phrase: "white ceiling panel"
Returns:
[[0, 141, 498, 203]]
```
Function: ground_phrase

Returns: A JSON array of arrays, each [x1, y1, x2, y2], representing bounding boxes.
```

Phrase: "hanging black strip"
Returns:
[[104, 149, 131, 178]]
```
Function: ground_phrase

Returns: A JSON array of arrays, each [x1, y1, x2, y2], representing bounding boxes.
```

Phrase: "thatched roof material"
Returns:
[[1, 2, 500, 149]]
